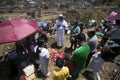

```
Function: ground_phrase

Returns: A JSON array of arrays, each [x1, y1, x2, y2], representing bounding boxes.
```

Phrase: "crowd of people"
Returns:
[[0, 12, 120, 80], [40, 13, 120, 80]]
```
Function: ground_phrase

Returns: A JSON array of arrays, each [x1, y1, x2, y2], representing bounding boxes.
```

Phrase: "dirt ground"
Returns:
[[0, 29, 120, 80], [0, 12, 120, 80], [46, 33, 120, 80]]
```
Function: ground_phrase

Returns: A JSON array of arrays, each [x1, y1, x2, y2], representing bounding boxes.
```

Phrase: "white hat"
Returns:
[[59, 14, 63, 17]]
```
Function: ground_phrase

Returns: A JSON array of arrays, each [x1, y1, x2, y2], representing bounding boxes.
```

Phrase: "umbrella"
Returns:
[[0, 19, 38, 44], [108, 11, 117, 20], [39, 22, 47, 27]]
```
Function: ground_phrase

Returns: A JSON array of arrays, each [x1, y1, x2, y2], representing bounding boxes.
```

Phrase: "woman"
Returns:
[[34, 39, 50, 77], [70, 20, 80, 49]]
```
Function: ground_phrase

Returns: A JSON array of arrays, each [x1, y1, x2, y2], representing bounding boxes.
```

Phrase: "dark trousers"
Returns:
[[70, 36, 77, 49], [72, 67, 81, 80], [70, 41, 77, 50], [100, 37, 108, 47]]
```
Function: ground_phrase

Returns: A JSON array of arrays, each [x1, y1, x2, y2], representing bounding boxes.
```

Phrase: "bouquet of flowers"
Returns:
[[48, 48, 64, 65]]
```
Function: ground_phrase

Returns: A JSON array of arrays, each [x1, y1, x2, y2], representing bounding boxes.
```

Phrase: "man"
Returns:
[[71, 33, 90, 80], [86, 30, 98, 67], [54, 14, 68, 47]]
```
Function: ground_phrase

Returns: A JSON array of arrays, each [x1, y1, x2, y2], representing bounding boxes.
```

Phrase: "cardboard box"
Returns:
[[23, 64, 35, 76]]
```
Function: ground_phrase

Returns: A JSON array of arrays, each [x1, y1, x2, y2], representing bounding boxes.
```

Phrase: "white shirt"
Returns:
[[55, 19, 68, 30], [34, 46, 49, 65]]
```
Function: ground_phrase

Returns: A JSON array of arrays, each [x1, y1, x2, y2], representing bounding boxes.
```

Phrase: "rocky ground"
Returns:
[[46, 32, 120, 80], [0, 28, 120, 80], [0, 10, 120, 80]]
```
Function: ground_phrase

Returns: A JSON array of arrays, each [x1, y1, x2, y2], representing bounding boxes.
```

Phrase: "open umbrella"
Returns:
[[0, 19, 38, 44], [39, 22, 48, 27], [108, 11, 117, 20]]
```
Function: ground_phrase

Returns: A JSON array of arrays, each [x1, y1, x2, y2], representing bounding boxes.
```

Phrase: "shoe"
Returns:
[[46, 72, 50, 77]]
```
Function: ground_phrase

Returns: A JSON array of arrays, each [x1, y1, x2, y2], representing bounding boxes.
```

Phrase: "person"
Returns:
[[89, 51, 104, 80], [0, 15, 4, 23], [70, 20, 81, 49], [54, 14, 68, 47], [24, 36, 35, 53], [108, 19, 120, 45], [79, 22, 84, 32], [71, 33, 90, 80], [86, 30, 98, 67], [100, 25, 111, 47], [6, 42, 29, 80], [38, 31, 48, 48], [52, 57, 71, 80], [34, 39, 50, 77], [62, 53, 74, 75]]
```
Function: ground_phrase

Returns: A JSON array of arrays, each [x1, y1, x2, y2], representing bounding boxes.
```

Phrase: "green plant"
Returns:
[[80, 10, 94, 22]]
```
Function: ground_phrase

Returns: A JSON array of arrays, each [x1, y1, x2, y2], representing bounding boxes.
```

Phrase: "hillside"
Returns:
[[0, 0, 120, 80], [0, 0, 120, 21]]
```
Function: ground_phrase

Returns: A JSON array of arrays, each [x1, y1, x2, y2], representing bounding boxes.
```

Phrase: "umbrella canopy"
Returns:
[[39, 22, 48, 27], [108, 11, 117, 20], [0, 19, 38, 44]]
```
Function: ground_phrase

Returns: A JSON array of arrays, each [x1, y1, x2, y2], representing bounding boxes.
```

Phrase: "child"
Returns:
[[62, 53, 74, 75], [34, 39, 50, 77], [52, 57, 71, 80], [89, 51, 104, 80]]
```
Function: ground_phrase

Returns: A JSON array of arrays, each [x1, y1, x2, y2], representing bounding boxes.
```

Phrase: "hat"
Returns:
[[59, 14, 63, 17]]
